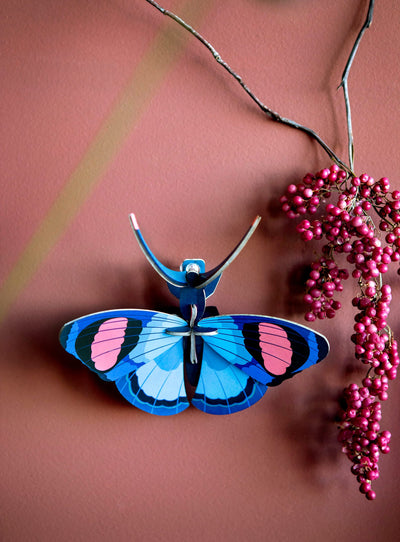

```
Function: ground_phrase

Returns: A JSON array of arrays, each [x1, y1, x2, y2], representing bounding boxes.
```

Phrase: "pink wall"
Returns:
[[1, 1, 400, 540]]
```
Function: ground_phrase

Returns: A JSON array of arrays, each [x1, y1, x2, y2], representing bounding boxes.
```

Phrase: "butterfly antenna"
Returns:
[[196, 215, 262, 288], [129, 213, 185, 287]]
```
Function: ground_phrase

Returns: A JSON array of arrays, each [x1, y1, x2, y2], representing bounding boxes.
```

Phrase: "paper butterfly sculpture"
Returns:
[[60, 214, 329, 415]]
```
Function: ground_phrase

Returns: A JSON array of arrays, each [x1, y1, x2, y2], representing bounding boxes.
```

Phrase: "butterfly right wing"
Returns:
[[59, 309, 190, 415], [191, 314, 329, 415], [191, 341, 268, 415], [198, 314, 329, 387]]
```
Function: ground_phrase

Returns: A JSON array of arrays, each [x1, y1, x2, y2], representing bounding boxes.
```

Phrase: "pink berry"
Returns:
[[366, 490, 377, 500]]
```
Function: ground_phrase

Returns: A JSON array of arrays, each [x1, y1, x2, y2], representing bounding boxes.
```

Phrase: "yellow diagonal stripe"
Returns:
[[0, 0, 214, 322]]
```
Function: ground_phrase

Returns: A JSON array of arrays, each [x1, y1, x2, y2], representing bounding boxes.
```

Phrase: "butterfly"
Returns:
[[59, 213, 329, 415]]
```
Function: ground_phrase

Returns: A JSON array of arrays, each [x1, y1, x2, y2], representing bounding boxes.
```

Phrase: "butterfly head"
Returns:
[[181, 259, 204, 287]]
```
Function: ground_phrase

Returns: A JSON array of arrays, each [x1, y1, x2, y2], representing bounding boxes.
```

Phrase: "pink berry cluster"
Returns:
[[280, 164, 400, 499]]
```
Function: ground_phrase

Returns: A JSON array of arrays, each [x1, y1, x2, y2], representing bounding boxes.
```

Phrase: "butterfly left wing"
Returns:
[[191, 314, 329, 415], [59, 309, 190, 415]]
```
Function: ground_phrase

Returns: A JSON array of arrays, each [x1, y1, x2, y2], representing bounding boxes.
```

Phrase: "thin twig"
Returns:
[[145, 0, 352, 173], [339, 0, 375, 171]]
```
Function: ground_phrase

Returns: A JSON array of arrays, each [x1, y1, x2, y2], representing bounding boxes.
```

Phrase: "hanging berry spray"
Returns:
[[280, 164, 399, 500]]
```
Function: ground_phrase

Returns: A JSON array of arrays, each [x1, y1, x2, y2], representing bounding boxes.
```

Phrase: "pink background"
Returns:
[[1, 1, 400, 540]]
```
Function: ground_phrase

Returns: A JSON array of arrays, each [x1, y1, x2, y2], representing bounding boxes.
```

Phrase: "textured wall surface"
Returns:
[[1, 1, 400, 540]]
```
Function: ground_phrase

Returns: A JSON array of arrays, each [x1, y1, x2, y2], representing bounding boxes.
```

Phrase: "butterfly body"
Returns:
[[59, 214, 329, 415]]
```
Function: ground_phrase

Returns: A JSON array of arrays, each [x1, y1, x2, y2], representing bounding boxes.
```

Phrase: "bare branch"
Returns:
[[338, 0, 375, 171], [145, 0, 351, 172]]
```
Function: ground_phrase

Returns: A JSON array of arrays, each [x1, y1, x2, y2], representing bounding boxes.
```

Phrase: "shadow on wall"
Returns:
[[267, 376, 343, 485], [247, 174, 362, 483], [12, 197, 373, 485], [12, 263, 179, 408], [247, 169, 321, 317]]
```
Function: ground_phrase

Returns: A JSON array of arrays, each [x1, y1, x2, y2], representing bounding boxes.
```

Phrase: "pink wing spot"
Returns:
[[259, 323, 292, 375], [91, 318, 129, 371]]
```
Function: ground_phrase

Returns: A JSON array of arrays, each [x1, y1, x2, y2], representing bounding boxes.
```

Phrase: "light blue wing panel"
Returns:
[[116, 339, 189, 415], [59, 309, 189, 414], [191, 342, 267, 415], [198, 315, 329, 387]]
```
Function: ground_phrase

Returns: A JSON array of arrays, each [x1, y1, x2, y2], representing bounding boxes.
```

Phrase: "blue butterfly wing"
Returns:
[[59, 309, 190, 415], [192, 314, 329, 414]]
